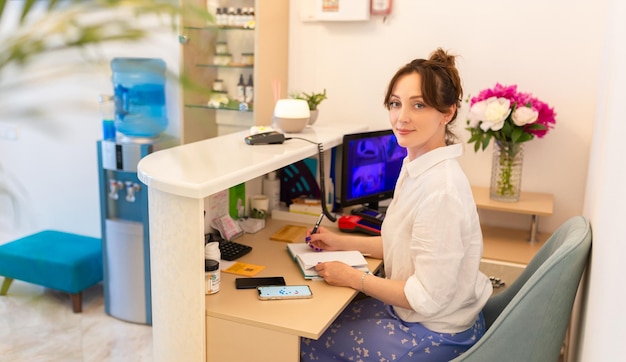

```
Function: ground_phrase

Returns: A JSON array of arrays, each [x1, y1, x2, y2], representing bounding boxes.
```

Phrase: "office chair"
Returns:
[[453, 216, 592, 362]]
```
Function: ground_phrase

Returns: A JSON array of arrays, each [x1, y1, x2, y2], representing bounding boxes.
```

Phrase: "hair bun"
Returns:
[[429, 48, 456, 67]]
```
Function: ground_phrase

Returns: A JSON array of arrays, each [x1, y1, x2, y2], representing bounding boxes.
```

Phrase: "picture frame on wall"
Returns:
[[370, 0, 392, 15], [300, 0, 370, 22]]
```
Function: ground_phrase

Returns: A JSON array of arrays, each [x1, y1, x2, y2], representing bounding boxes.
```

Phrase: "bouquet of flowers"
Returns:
[[466, 84, 556, 201], [466, 83, 556, 152]]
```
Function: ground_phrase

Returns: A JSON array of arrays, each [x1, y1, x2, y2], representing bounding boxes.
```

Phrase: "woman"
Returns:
[[300, 48, 492, 361]]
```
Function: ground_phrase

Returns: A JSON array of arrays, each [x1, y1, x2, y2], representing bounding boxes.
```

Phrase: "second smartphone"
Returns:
[[235, 276, 286, 289]]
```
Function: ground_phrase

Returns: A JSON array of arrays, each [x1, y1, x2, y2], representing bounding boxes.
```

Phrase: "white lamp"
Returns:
[[273, 99, 310, 133]]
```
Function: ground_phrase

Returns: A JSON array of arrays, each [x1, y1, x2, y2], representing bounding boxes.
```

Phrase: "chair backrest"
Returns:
[[452, 216, 592, 362]]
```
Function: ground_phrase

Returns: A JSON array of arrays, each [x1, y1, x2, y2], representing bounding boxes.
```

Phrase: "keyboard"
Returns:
[[205, 233, 252, 261], [219, 240, 252, 261]]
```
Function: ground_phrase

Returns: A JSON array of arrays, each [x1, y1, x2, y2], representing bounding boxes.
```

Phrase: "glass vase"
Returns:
[[490, 141, 524, 202]]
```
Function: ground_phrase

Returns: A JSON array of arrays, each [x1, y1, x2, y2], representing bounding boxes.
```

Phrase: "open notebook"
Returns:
[[286, 243, 370, 280]]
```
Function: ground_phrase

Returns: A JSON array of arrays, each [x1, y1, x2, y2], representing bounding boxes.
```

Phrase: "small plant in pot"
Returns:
[[289, 89, 327, 125]]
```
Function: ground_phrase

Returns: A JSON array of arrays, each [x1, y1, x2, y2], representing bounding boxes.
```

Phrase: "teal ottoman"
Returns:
[[0, 230, 103, 313]]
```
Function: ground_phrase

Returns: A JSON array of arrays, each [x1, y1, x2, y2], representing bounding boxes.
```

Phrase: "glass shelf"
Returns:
[[185, 100, 254, 112], [197, 64, 253, 69], [184, 25, 255, 31]]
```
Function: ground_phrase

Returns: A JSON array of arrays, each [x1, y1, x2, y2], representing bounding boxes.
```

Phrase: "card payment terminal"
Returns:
[[338, 215, 381, 236]]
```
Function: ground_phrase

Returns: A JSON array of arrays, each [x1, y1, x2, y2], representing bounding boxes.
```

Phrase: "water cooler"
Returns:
[[97, 58, 172, 325]]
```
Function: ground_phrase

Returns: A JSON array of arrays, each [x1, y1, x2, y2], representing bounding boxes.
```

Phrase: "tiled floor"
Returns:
[[0, 280, 152, 362]]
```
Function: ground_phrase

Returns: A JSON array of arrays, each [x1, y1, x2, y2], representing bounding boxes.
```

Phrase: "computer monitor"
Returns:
[[340, 129, 407, 211]]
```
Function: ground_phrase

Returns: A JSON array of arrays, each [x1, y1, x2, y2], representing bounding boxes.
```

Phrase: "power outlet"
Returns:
[[0, 124, 19, 140]]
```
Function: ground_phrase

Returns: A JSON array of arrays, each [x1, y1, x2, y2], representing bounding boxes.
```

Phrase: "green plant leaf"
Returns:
[[20, 0, 37, 24], [526, 123, 546, 131], [290, 88, 327, 110], [511, 127, 523, 143], [501, 120, 512, 138], [516, 133, 533, 143], [481, 134, 491, 150]]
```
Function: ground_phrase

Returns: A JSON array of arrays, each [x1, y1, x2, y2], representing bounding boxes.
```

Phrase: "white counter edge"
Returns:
[[137, 125, 367, 199]]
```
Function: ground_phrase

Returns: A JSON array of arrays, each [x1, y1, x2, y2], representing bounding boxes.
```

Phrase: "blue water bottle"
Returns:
[[111, 58, 168, 138], [99, 94, 116, 140]]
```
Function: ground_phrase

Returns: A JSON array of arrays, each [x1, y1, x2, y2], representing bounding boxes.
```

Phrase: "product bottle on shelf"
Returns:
[[245, 75, 254, 104], [227, 7, 236, 26], [240, 8, 250, 26], [218, 7, 228, 25], [214, 7, 223, 25], [236, 74, 246, 103], [212, 79, 224, 92], [236, 7, 243, 26]]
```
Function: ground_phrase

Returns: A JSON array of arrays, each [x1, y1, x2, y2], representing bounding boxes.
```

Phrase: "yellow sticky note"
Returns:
[[222, 262, 265, 276]]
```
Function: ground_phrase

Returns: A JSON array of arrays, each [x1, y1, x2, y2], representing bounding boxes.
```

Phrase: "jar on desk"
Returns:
[[205, 242, 221, 295], [205, 259, 220, 294]]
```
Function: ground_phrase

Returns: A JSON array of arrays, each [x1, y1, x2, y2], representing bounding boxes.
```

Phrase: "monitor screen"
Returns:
[[340, 129, 407, 210]]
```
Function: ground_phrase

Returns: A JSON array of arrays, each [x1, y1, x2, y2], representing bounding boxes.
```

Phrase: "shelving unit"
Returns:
[[180, 0, 289, 143], [472, 186, 555, 265]]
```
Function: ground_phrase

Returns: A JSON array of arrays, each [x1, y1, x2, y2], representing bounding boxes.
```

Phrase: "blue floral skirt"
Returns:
[[300, 297, 485, 361]]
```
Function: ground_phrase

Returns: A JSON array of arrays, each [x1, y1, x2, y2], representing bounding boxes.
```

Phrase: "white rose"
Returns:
[[480, 97, 511, 131], [512, 106, 539, 126], [467, 99, 488, 128]]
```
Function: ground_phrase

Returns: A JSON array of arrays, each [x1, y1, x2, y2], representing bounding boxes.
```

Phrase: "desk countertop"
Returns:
[[205, 219, 383, 339]]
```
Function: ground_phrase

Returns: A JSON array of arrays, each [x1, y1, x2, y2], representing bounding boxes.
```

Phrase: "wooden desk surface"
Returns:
[[205, 219, 383, 339], [472, 186, 554, 216]]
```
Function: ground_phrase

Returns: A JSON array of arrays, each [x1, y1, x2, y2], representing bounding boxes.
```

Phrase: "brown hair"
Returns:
[[384, 48, 463, 144]]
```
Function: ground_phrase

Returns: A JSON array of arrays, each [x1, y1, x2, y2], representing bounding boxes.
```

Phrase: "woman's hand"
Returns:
[[314, 261, 362, 289], [305, 226, 344, 251], [306, 226, 384, 258]]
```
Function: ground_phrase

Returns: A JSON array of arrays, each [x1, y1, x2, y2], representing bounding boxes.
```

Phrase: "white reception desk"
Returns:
[[137, 124, 366, 361]]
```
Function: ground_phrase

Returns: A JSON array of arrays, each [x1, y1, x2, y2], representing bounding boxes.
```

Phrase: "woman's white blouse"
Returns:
[[381, 143, 492, 333]]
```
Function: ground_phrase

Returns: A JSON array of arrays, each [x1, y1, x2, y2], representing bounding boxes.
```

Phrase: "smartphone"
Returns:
[[257, 285, 313, 300], [235, 276, 286, 290]]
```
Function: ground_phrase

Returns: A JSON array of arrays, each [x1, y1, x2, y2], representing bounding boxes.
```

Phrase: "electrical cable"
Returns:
[[285, 137, 337, 222]]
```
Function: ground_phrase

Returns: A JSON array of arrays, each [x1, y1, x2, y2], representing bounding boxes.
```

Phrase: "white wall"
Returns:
[[579, 0, 626, 358], [288, 0, 607, 234], [0, 4, 181, 242], [1, 1, 605, 240]]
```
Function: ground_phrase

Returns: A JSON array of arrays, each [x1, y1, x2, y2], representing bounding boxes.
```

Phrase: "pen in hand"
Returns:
[[311, 212, 324, 235], [306, 213, 325, 252]]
